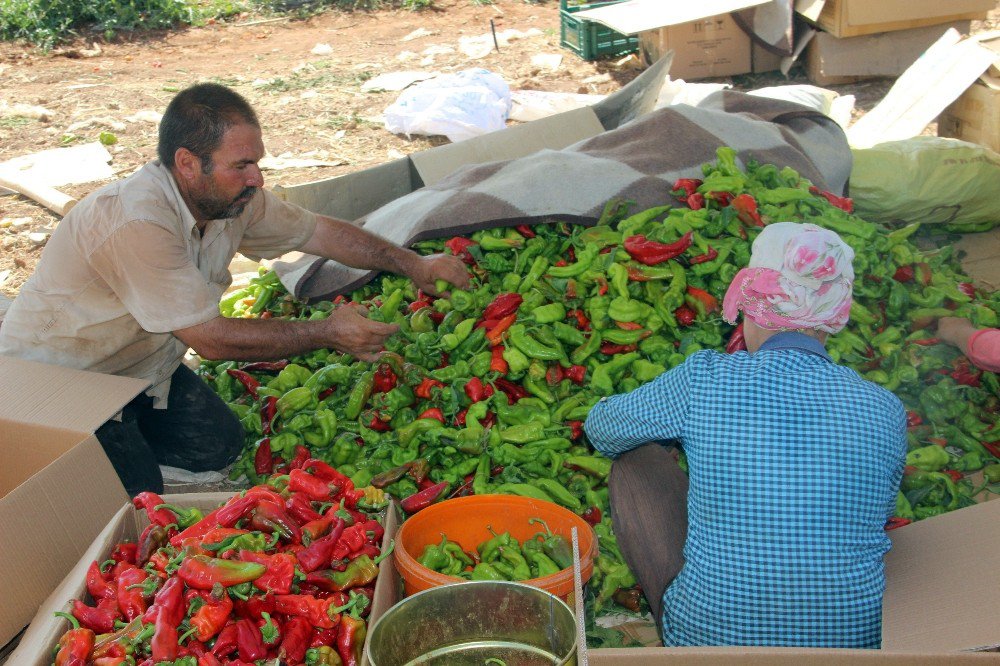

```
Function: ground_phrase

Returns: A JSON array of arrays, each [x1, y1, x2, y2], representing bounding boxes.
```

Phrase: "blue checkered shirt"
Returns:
[[584, 332, 907, 648]]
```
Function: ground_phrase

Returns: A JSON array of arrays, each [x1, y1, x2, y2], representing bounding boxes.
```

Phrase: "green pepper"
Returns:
[[564, 454, 612, 478], [501, 346, 531, 376], [532, 303, 566, 324], [440, 318, 475, 351], [397, 418, 445, 447], [409, 307, 435, 333], [601, 328, 648, 345], [905, 444, 950, 472], [551, 321, 585, 346], [500, 422, 546, 444], [529, 517, 574, 569], [344, 371, 374, 420], [549, 244, 599, 278], [477, 528, 514, 563], [607, 296, 645, 323], [529, 478, 581, 510], [571, 331, 602, 365], [494, 482, 555, 503], [518, 256, 550, 294], [276, 386, 317, 417], [508, 324, 564, 361], [470, 562, 506, 581], [632, 358, 665, 383], [431, 360, 470, 382]]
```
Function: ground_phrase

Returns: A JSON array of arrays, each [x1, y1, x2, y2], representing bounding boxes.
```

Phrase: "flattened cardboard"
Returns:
[[795, 0, 994, 38], [10, 493, 400, 665], [0, 357, 145, 648], [805, 22, 972, 87], [572, 0, 768, 36], [639, 13, 752, 80], [938, 76, 1000, 154]]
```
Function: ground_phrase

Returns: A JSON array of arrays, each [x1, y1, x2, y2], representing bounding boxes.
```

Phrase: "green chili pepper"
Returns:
[[532, 303, 566, 324], [508, 324, 564, 361], [345, 371, 374, 420], [518, 256, 550, 294], [570, 331, 602, 365]]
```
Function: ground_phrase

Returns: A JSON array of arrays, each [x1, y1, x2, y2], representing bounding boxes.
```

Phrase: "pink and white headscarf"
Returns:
[[722, 222, 855, 334]]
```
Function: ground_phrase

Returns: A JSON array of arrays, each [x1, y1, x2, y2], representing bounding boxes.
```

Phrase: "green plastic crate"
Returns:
[[560, 0, 639, 61]]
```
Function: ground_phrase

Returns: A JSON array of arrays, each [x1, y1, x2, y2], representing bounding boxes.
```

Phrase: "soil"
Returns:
[[0, 2, 996, 302]]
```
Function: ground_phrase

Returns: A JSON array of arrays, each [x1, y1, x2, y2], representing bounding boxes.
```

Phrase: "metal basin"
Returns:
[[366, 580, 578, 666]]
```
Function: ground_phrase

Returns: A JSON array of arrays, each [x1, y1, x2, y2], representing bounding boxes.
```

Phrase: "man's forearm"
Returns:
[[175, 316, 327, 362], [299, 216, 416, 275]]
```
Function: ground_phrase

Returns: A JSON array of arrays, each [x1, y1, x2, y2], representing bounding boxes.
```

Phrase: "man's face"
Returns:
[[189, 122, 265, 221]]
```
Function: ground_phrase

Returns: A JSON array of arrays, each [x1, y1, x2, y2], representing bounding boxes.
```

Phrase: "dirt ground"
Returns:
[[0, 1, 996, 301]]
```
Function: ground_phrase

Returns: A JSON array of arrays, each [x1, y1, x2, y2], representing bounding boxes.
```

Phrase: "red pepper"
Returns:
[[726, 322, 747, 354], [545, 364, 565, 386], [553, 259, 568, 267], [330, 523, 368, 561], [943, 469, 964, 483], [239, 550, 296, 595], [893, 265, 914, 283], [494, 378, 529, 403], [227, 368, 261, 399], [286, 493, 323, 524], [250, 500, 303, 543], [296, 518, 346, 573], [809, 186, 854, 213], [235, 617, 267, 662], [109, 543, 137, 566], [72, 598, 119, 634], [254, 438, 274, 476], [417, 407, 445, 423], [982, 441, 1000, 459], [674, 304, 696, 327], [211, 622, 239, 659], [910, 337, 942, 346], [885, 516, 911, 531], [151, 576, 185, 662], [710, 191, 735, 206], [565, 365, 586, 384], [239, 360, 289, 372], [582, 506, 602, 525], [600, 342, 637, 355], [289, 444, 311, 470], [568, 308, 591, 330], [566, 420, 584, 440], [688, 245, 718, 265], [277, 616, 312, 663], [490, 345, 509, 374], [414, 377, 446, 400], [400, 481, 450, 513], [686, 286, 719, 314], [623, 232, 693, 265], [671, 177, 702, 200], [515, 224, 536, 238], [170, 495, 259, 547], [463, 377, 493, 403], [177, 556, 266, 590], [337, 614, 367, 666], [958, 282, 976, 298], [274, 594, 342, 629], [288, 468, 335, 502], [301, 516, 333, 543], [372, 362, 397, 393], [731, 193, 764, 227], [482, 292, 523, 321], [188, 588, 233, 642], [486, 313, 518, 346], [53, 612, 95, 666], [115, 566, 148, 621], [87, 560, 117, 601], [444, 236, 477, 264], [914, 262, 933, 287], [261, 396, 278, 436], [132, 492, 175, 528], [686, 193, 705, 210]]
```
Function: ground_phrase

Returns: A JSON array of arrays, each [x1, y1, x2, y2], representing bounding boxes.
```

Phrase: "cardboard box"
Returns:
[[795, 0, 994, 39], [751, 41, 783, 74], [804, 21, 972, 86], [938, 76, 1000, 154], [0, 357, 146, 649], [9, 493, 401, 666], [639, 13, 752, 81]]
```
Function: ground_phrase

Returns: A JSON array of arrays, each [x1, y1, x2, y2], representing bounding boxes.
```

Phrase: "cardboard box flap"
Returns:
[[0, 356, 150, 433], [847, 0, 995, 26], [574, 0, 768, 36], [883, 499, 1000, 651]]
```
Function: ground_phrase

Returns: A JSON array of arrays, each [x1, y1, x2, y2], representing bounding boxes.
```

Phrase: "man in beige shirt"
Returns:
[[0, 83, 468, 495]]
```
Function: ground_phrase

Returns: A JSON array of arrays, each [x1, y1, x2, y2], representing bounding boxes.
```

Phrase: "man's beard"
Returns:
[[195, 186, 258, 220]]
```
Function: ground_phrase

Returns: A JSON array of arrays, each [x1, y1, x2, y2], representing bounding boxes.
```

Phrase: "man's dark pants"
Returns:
[[608, 443, 689, 626], [95, 364, 244, 496]]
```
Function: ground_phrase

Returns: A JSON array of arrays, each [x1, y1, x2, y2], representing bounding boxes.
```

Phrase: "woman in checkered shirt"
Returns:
[[585, 222, 907, 648]]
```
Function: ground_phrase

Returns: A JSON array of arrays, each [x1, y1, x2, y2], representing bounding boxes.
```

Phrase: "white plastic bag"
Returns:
[[383, 68, 511, 143]]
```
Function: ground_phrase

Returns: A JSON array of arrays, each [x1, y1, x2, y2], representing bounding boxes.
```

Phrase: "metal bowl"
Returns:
[[366, 580, 578, 666]]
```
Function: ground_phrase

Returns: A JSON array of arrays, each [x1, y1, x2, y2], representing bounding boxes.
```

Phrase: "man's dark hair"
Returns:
[[157, 83, 259, 171]]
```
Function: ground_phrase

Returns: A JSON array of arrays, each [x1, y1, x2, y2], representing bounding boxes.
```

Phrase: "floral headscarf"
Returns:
[[722, 222, 855, 334]]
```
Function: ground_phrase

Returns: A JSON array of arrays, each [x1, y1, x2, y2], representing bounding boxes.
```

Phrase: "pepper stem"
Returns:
[[53, 611, 79, 630], [373, 539, 395, 565], [528, 517, 553, 537]]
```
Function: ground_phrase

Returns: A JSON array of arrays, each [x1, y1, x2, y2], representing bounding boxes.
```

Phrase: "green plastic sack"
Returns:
[[849, 136, 1000, 233]]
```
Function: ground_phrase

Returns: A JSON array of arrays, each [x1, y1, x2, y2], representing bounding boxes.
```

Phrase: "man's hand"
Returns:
[[407, 253, 470, 296], [321, 303, 399, 362]]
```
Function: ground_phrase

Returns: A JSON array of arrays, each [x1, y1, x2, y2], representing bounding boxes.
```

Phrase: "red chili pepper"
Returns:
[[151, 576, 185, 662], [674, 305, 696, 327], [72, 598, 119, 634], [274, 594, 342, 629], [115, 566, 148, 621], [211, 622, 239, 659], [235, 617, 267, 662], [566, 420, 584, 440], [581, 506, 602, 526], [686, 286, 719, 314], [905, 411, 923, 428], [239, 360, 289, 373], [260, 395, 278, 436], [910, 337, 942, 346], [53, 612, 95, 666], [337, 614, 366, 666], [482, 293, 523, 322], [914, 262, 933, 287], [86, 560, 117, 601], [545, 364, 565, 386], [600, 342, 638, 355], [568, 309, 591, 330], [170, 495, 259, 547], [239, 550, 297, 595], [372, 362, 397, 393], [288, 468, 335, 502], [109, 543, 137, 566], [253, 438, 273, 477], [490, 345, 509, 374], [486, 313, 518, 346], [286, 493, 323, 524], [444, 236, 477, 265], [250, 500, 303, 544], [463, 377, 493, 403], [226, 368, 260, 399], [278, 616, 312, 663], [710, 191, 734, 206], [809, 186, 854, 213], [188, 588, 233, 642], [554, 259, 568, 267], [494, 378, 529, 403], [884, 516, 911, 531], [671, 177, 702, 200], [942, 469, 964, 483], [597, 277, 609, 296], [686, 193, 705, 210], [892, 265, 914, 283], [296, 518, 346, 573], [417, 407, 446, 423], [688, 245, 718, 265], [368, 414, 392, 432], [515, 224, 536, 238], [731, 193, 764, 227], [982, 441, 1000, 459], [132, 492, 175, 528], [414, 377, 446, 400], [623, 232, 693, 265], [177, 556, 266, 590], [565, 365, 587, 384], [958, 282, 976, 298], [726, 322, 747, 354], [400, 480, 450, 513]]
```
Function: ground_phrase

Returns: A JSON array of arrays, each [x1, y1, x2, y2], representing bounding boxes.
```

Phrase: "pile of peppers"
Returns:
[[51, 463, 390, 666], [416, 518, 573, 582], [199, 146, 1000, 633]]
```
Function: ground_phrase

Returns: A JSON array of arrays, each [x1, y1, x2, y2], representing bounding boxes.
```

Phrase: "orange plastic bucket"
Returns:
[[394, 494, 598, 599]]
